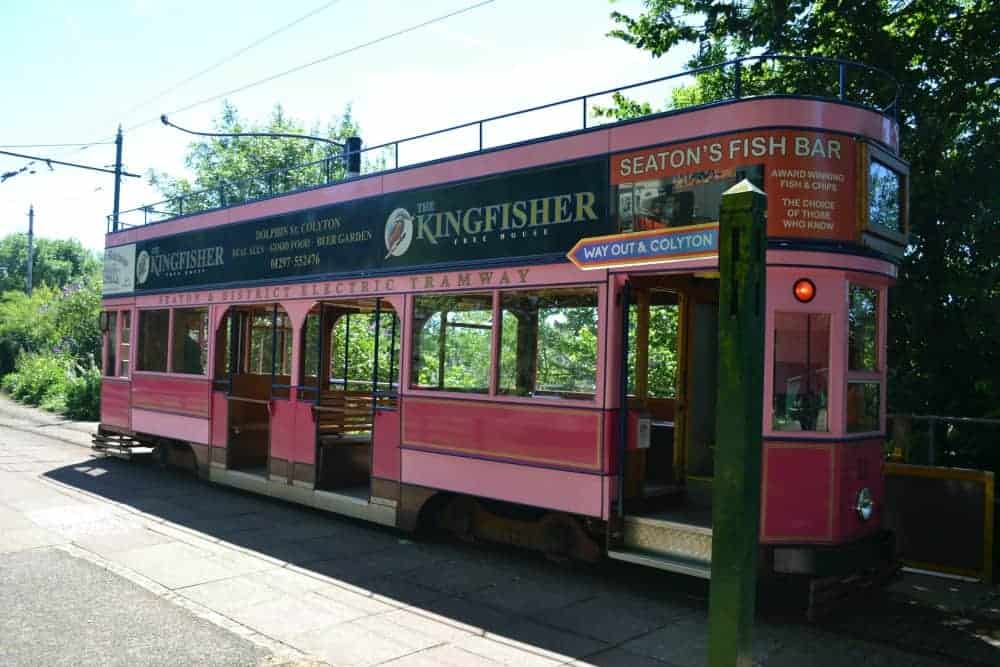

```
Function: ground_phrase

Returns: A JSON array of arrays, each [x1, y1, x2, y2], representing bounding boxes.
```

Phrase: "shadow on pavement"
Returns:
[[42, 453, 1000, 666]]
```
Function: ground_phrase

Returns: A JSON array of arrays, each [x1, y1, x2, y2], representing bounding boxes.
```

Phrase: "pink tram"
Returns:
[[99, 58, 908, 590]]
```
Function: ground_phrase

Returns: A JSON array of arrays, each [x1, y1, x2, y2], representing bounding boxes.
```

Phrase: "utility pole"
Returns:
[[112, 125, 123, 233], [707, 180, 766, 667], [26, 205, 34, 295]]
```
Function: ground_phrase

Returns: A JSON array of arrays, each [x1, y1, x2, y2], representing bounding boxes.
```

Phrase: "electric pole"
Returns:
[[112, 125, 123, 233], [26, 205, 34, 295]]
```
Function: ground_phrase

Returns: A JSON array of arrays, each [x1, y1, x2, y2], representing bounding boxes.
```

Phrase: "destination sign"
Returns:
[[116, 157, 612, 293], [567, 223, 719, 270]]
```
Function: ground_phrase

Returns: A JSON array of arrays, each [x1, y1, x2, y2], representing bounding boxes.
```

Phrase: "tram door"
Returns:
[[623, 275, 719, 511], [218, 305, 293, 477], [308, 299, 400, 497]]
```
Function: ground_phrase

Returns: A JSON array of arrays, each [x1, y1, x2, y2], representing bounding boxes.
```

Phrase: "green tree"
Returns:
[[604, 1, 1000, 427], [0, 234, 100, 293], [149, 102, 372, 215]]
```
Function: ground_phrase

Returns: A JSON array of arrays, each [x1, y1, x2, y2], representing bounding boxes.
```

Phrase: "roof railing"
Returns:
[[109, 54, 899, 232]]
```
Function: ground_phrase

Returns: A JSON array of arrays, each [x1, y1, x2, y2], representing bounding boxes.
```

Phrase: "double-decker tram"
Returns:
[[99, 57, 909, 603]]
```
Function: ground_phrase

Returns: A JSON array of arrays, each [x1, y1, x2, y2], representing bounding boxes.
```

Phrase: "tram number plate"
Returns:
[[636, 418, 651, 449]]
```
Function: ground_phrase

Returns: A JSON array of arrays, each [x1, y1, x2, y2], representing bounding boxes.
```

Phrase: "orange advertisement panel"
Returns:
[[611, 130, 857, 241]]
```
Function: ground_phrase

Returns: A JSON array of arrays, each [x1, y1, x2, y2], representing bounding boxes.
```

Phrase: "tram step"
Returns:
[[622, 515, 713, 564], [608, 548, 711, 578]]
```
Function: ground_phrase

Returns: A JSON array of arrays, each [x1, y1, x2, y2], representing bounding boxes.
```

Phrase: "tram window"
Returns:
[[869, 161, 901, 232], [626, 296, 679, 398], [171, 308, 209, 375], [411, 294, 493, 393], [137, 309, 169, 372], [118, 311, 130, 377], [847, 381, 881, 433], [848, 286, 879, 372], [772, 312, 830, 432], [327, 308, 401, 394], [247, 310, 293, 376], [498, 288, 598, 398], [300, 310, 321, 397], [330, 311, 377, 391], [103, 312, 117, 376]]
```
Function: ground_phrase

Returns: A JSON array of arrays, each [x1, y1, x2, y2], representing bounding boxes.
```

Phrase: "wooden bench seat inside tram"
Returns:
[[314, 390, 380, 491]]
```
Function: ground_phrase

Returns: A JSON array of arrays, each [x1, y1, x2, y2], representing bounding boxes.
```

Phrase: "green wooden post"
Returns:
[[708, 180, 767, 667]]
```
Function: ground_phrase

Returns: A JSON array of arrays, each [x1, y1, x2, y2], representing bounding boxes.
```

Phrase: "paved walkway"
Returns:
[[1, 396, 999, 666]]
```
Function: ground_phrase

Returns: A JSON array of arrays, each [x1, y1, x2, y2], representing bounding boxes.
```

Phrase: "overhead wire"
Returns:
[[118, 0, 347, 117], [6, 0, 496, 207], [42, 0, 353, 162], [0, 142, 113, 149], [125, 0, 497, 132]]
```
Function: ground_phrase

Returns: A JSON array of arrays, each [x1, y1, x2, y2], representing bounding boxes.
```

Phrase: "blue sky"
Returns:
[[0, 0, 692, 250]]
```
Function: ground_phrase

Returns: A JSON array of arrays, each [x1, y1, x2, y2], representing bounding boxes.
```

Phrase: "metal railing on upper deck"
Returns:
[[109, 54, 899, 232]]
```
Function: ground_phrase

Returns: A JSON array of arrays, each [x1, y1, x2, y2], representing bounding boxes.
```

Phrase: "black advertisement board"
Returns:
[[125, 157, 611, 293]]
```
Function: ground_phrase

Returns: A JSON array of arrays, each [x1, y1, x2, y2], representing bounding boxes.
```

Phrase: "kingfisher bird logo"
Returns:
[[136, 250, 150, 285], [384, 208, 414, 258]]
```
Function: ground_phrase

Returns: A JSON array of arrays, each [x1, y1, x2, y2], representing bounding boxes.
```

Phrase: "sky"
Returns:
[[0, 0, 693, 251]]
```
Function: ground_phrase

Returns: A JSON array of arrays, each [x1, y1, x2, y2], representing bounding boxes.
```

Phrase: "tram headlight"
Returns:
[[855, 487, 875, 521]]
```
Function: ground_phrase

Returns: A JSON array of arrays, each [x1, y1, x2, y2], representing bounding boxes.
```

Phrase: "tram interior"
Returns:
[[303, 300, 400, 496], [216, 306, 293, 476], [625, 275, 719, 526]]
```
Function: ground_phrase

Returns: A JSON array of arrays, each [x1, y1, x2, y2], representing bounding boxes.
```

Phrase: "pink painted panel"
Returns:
[[760, 442, 835, 543], [402, 397, 603, 472], [132, 408, 210, 444], [269, 399, 296, 461], [210, 391, 228, 447], [608, 98, 897, 154], [131, 373, 211, 418], [372, 405, 401, 481], [291, 401, 316, 465], [100, 380, 130, 428], [834, 439, 885, 542], [402, 448, 605, 517], [101, 297, 134, 308], [767, 249, 897, 278]]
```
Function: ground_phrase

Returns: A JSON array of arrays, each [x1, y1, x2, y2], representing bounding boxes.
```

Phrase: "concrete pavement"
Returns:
[[1, 395, 999, 666]]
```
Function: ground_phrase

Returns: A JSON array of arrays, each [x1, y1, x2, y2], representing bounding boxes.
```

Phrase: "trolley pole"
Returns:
[[708, 180, 766, 667], [26, 205, 34, 296]]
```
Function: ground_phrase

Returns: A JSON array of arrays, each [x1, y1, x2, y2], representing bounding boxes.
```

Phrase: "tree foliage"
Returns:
[[604, 1, 1000, 425], [0, 234, 100, 294], [149, 102, 367, 215]]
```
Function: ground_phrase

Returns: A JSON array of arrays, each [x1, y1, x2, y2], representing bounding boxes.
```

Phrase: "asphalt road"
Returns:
[[1, 396, 998, 666]]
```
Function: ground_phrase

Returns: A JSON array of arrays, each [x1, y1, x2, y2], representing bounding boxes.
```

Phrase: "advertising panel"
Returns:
[[102, 243, 135, 295], [611, 130, 857, 241], [119, 157, 611, 293]]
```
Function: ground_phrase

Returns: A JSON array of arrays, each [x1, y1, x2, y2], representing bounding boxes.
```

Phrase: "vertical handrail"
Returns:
[[270, 304, 279, 399], [371, 299, 382, 408], [617, 281, 631, 518], [342, 312, 351, 389], [838, 62, 846, 100]]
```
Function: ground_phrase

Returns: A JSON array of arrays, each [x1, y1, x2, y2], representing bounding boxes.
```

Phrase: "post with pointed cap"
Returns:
[[708, 179, 766, 667]]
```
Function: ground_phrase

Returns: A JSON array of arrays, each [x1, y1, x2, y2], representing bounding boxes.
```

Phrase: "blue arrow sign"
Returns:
[[567, 223, 719, 270]]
